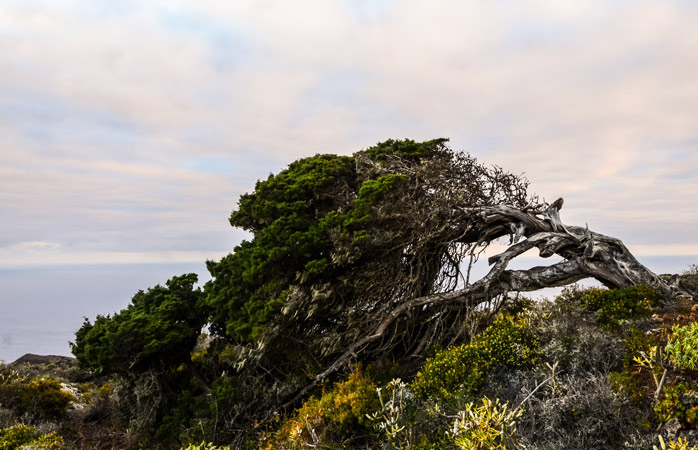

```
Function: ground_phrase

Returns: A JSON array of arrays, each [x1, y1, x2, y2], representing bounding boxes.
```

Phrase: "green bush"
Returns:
[[0, 424, 63, 450], [609, 371, 644, 404], [366, 379, 417, 449], [667, 322, 698, 371], [654, 382, 698, 428], [411, 317, 539, 401], [179, 442, 230, 450], [260, 368, 379, 449], [0, 376, 74, 420], [450, 396, 523, 450], [566, 285, 660, 328]]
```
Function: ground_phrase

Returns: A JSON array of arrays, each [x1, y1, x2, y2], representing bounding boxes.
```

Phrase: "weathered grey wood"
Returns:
[[284, 198, 692, 409]]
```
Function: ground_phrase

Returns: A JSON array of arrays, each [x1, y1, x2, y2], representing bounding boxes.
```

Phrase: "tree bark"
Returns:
[[283, 198, 693, 408]]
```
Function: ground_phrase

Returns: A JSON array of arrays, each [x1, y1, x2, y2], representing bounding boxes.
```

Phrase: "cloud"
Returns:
[[0, 246, 229, 267], [0, 0, 696, 269]]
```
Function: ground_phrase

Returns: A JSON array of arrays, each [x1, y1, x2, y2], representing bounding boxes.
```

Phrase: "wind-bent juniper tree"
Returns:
[[204, 138, 692, 426]]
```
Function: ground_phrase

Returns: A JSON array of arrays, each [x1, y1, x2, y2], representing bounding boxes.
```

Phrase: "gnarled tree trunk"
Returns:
[[285, 197, 693, 407]]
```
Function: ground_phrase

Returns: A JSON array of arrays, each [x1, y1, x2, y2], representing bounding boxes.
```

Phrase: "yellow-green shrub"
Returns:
[[450, 397, 523, 450], [654, 435, 698, 450], [260, 368, 379, 449], [0, 424, 63, 450], [411, 317, 539, 400], [179, 442, 231, 450], [0, 377, 74, 420], [562, 285, 659, 328], [667, 322, 698, 371]]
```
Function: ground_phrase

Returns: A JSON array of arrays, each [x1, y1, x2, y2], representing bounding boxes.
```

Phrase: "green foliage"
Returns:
[[561, 284, 659, 328], [666, 322, 698, 371], [0, 375, 74, 420], [362, 138, 448, 161], [0, 424, 63, 450], [654, 382, 698, 428], [260, 368, 379, 449], [633, 345, 669, 392], [204, 138, 465, 344], [411, 317, 539, 401], [654, 435, 698, 450], [206, 154, 356, 342], [179, 442, 231, 450], [366, 379, 417, 449], [155, 389, 212, 445], [71, 273, 206, 376], [609, 371, 644, 404], [342, 173, 409, 231], [449, 396, 523, 450], [623, 327, 658, 369]]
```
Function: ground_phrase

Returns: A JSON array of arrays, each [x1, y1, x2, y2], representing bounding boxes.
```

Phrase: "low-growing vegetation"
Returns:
[[2, 281, 697, 449]]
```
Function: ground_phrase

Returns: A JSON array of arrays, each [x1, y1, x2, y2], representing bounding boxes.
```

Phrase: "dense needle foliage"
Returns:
[[71, 273, 205, 376], [205, 138, 527, 370]]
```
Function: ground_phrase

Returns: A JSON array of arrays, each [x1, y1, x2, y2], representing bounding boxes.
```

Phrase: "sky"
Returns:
[[1, 1, 697, 359]]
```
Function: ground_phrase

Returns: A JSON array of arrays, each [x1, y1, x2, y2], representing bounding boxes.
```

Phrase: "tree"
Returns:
[[203, 138, 692, 425], [71, 274, 208, 435], [71, 273, 206, 376]]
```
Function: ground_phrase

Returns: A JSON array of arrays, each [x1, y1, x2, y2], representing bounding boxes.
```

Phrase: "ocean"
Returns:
[[0, 255, 695, 364], [0, 262, 211, 364]]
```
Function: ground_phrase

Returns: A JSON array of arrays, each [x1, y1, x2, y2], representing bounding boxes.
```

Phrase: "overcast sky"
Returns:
[[1, 0, 697, 274]]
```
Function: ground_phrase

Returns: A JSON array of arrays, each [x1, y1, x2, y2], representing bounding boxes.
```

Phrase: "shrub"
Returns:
[[0, 424, 63, 450], [179, 442, 231, 450], [366, 379, 416, 449], [0, 376, 74, 420], [623, 327, 658, 369], [654, 435, 698, 450], [654, 382, 698, 428], [411, 317, 539, 401], [609, 371, 644, 404], [261, 368, 379, 449], [517, 373, 638, 450], [667, 323, 698, 371], [566, 285, 660, 328], [449, 396, 523, 450]]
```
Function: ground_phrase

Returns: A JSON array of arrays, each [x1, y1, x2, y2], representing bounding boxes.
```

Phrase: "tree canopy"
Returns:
[[204, 139, 531, 385], [71, 273, 205, 377], [71, 138, 693, 446]]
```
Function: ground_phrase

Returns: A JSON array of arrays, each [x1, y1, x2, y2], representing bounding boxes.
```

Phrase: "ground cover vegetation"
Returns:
[[2, 139, 696, 448]]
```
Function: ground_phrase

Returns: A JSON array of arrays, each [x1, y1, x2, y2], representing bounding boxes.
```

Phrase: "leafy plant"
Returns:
[[0, 424, 63, 450], [411, 317, 539, 401], [366, 379, 416, 449], [449, 396, 523, 450], [654, 382, 698, 428], [179, 442, 231, 450], [0, 376, 74, 420], [666, 322, 698, 371], [71, 273, 206, 377], [654, 435, 698, 450], [564, 285, 660, 328], [634, 345, 670, 394], [261, 368, 379, 449], [609, 371, 644, 404]]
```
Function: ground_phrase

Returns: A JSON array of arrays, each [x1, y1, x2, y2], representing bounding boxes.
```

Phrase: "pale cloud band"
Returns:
[[1, 0, 696, 271], [0, 241, 228, 267], [1, 242, 695, 268]]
